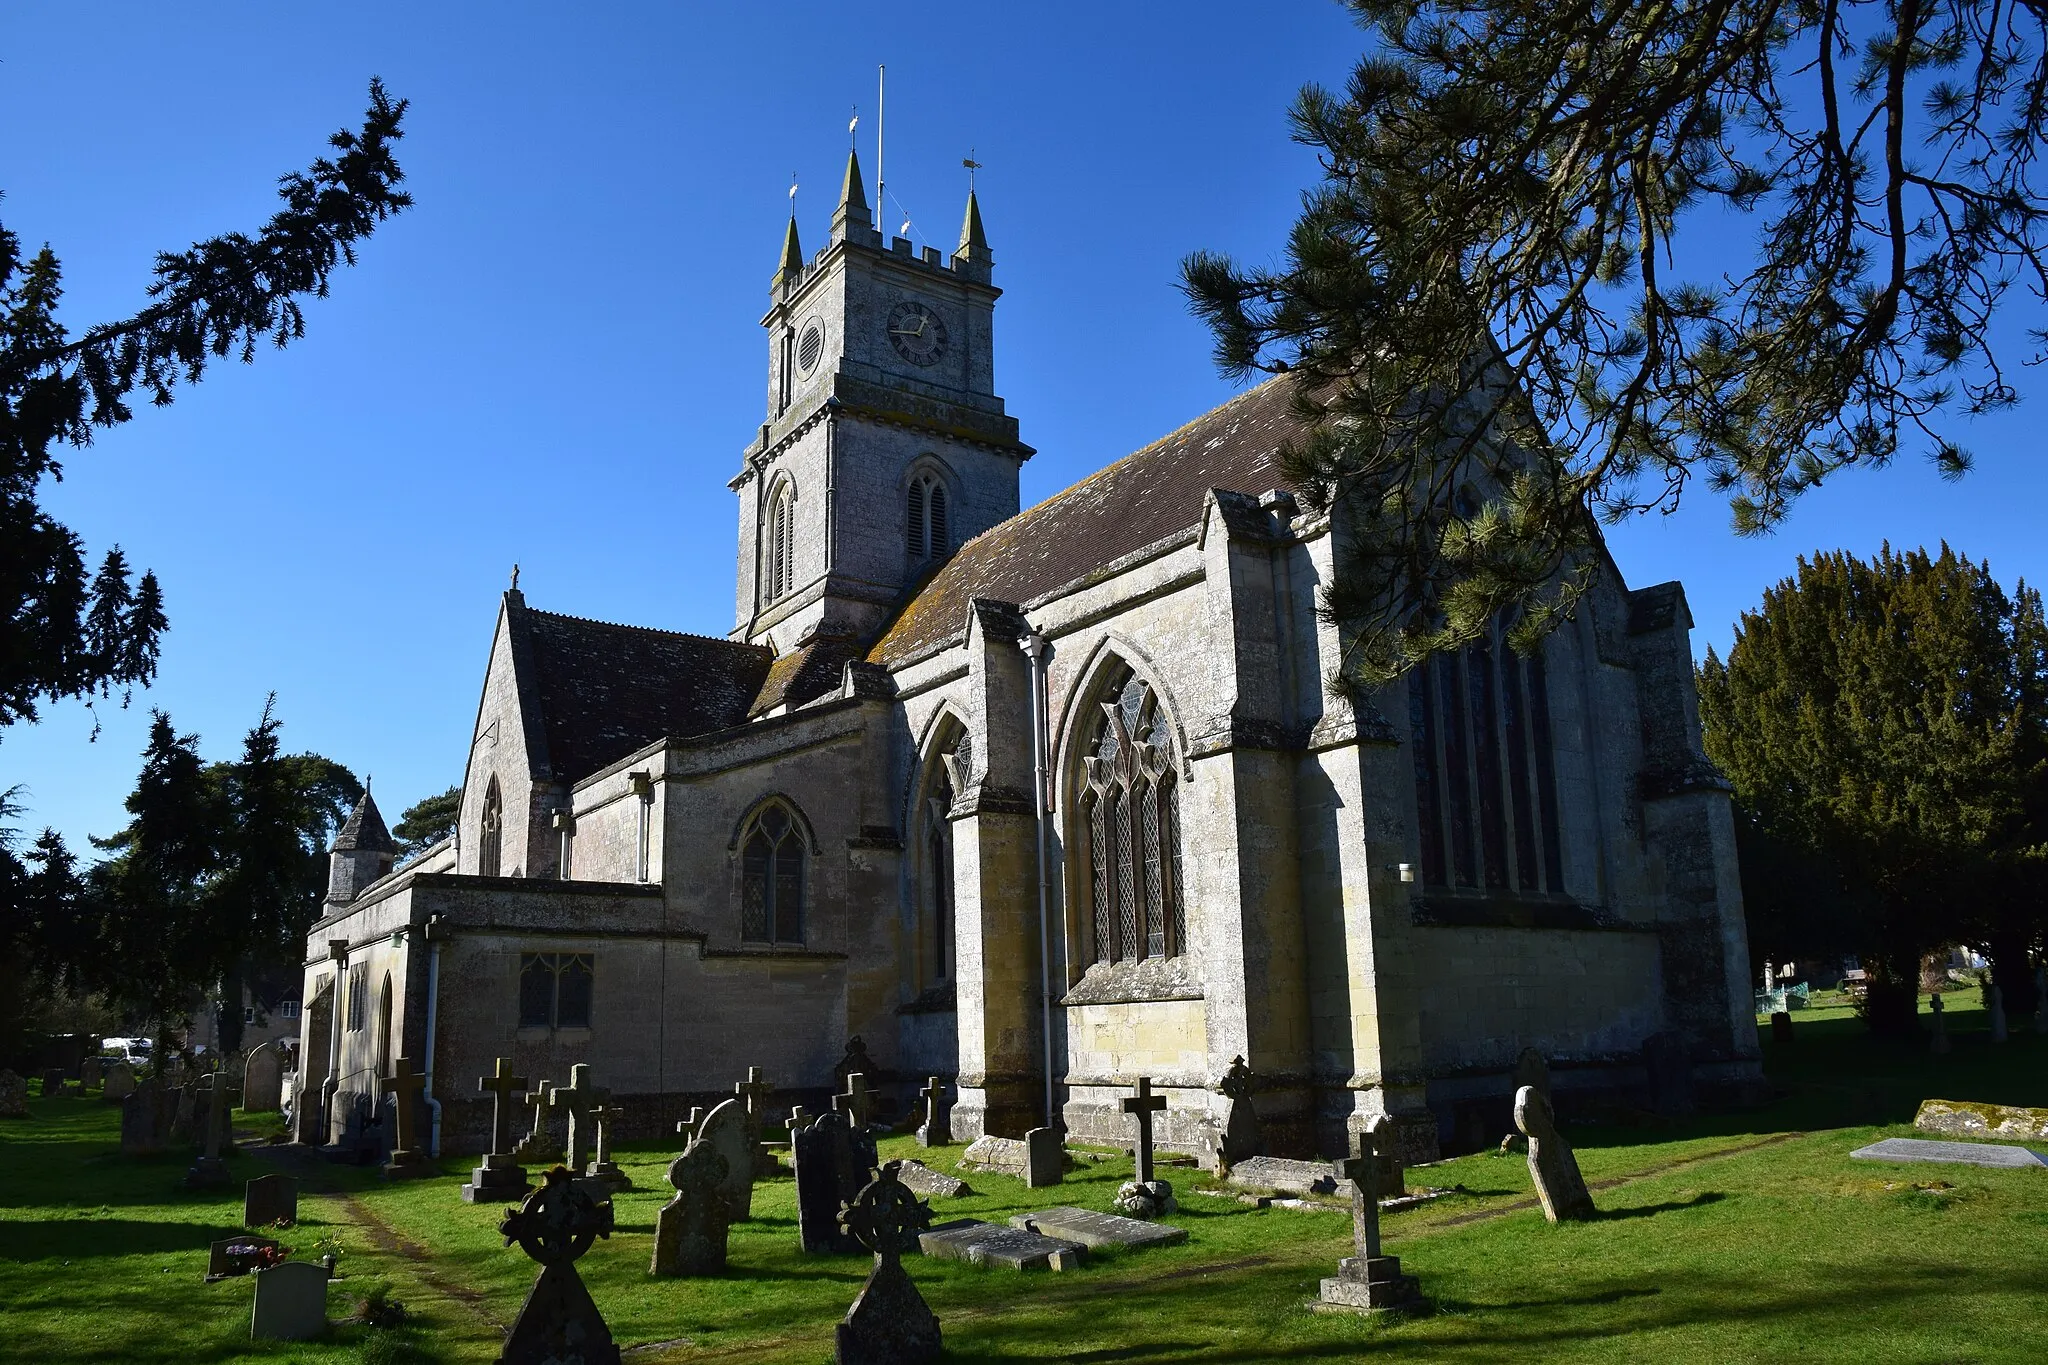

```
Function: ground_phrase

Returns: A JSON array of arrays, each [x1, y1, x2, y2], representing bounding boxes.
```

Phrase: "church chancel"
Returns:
[[296, 147, 1760, 1163]]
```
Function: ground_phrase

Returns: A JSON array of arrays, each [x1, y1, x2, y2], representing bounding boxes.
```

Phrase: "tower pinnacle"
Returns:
[[833, 148, 872, 241], [954, 188, 991, 278], [777, 213, 804, 284]]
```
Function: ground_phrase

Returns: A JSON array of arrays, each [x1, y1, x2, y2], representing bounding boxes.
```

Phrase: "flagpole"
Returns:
[[876, 64, 886, 242]]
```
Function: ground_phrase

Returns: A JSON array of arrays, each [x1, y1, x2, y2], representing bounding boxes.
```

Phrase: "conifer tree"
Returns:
[[393, 785, 460, 859]]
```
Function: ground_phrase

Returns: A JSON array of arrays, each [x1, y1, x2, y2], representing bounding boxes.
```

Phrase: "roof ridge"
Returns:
[[524, 605, 772, 654]]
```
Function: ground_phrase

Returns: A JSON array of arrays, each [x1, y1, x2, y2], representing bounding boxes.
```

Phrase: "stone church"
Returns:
[[294, 151, 1760, 1162]]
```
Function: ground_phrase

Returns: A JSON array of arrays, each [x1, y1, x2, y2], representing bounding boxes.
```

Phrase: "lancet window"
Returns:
[[479, 777, 504, 878], [918, 731, 970, 987], [907, 472, 949, 562], [1076, 669, 1187, 965], [739, 800, 807, 945], [765, 482, 796, 603]]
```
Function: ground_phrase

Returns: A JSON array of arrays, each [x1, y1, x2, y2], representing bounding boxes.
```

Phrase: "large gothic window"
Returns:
[[918, 731, 971, 988], [765, 482, 796, 603], [479, 777, 504, 878], [1408, 629, 1566, 896], [1077, 669, 1187, 964], [739, 801, 807, 944], [906, 472, 949, 562]]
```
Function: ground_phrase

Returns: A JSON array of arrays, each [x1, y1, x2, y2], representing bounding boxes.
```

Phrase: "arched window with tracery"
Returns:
[[906, 471, 949, 562], [765, 481, 796, 603], [739, 800, 807, 944], [917, 730, 971, 987], [479, 777, 504, 878], [1076, 668, 1187, 964]]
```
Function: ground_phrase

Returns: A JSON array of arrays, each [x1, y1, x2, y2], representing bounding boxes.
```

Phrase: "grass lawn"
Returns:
[[3, 997, 2043, 1364]]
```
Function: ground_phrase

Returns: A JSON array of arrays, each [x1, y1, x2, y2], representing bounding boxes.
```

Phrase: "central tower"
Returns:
[[731, 150, 1031, 650]]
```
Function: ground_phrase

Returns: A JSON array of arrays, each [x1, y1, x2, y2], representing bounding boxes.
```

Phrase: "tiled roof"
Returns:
[[748, 634, 862, 718], [868, 375, 1307, 667], [518, 606, 774, 782], [332, 791, 397, 854]]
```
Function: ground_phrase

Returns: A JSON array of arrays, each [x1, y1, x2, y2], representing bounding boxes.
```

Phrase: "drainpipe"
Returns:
[[423, 917, 445, 1158], [1019, 628, 1056, 1130]]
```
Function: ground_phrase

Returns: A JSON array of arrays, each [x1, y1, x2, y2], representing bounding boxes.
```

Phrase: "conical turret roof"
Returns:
[[333, 790, 397, 855], [958, 189, 988, 255], [778, 213, 804, 280]]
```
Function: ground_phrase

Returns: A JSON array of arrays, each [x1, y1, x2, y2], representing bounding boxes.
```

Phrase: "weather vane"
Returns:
[[964, 149, 981, 190]]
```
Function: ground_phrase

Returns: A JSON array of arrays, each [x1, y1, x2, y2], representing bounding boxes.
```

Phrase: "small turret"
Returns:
[[327, 789, 398, 907], [775, 213, 804, 287], [953, 188, 991, 281], [832, 148, 872, 243]]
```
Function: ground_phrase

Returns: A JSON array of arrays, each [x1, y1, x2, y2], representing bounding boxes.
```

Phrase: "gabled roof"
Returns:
[[512, 602, 774, 783], [748, 634, 863, 718], [332, 791, 397, 855], [868, 375, 1307, 667]]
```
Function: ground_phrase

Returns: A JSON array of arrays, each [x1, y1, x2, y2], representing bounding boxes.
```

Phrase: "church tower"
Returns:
[[732, 150, 1031, 649]]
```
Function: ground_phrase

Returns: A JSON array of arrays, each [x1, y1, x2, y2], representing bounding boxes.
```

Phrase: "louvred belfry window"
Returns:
[[765, 483, 796, 604], [907, 472, 949, 562], [1078, 670, 1187, 965]]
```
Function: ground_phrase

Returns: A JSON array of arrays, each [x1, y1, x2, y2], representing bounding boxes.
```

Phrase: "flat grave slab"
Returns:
[[205, 1236, 280, 1282], [918, 1218, 1084, 1271], [1009, 1206, 1188, 1250], [1850, 1137, 2048, 1169], [1226, 1155, 1339, 1196], [895, 1158, 973, 1199]]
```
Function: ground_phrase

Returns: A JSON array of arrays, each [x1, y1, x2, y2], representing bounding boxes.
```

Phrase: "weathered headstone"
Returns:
[[1851, 1137, 2048, 1169], [549, 1063, 606, 1174], [81, 1057, 103, 1090], [499, 1169, 620, 1365], [1989, 984, 2009, 1043], [916, 1075, 951, 1148], [379, 1056, 431, 1179], [1930, 992, 1952, 1054], [694, 1098, 755, 1219], [1770, 1010, 1795, 1045], [1011, 1206, 1187, 1251], [677, 1105, 706, 1145], [734, 1066, 780, 1177], [835, 1072, 874, 1130], [170, 1070, 199, 1142], [1226, 1155, 1340, 1197], [0, 1070, 25, 1119], [1025, 1125, 1065, 1190], [650, 1140, 731, 1276], [1913, 1097, 2048, 1143], [918, 1219, 1085, 1271], [249, 1260, 329, 1341], [463, 1057, 531, 1203], [1313, 1125, 1424, 1315], [244, 1173, 297, 1228], [121, 1076, 165, 1155], [1114, 1078, 1169, 1214], [584, 1103, 630, 1190], [1513, 1048, 1552, 1103], [516, 1081, 561, 1163], [243, 1043, 284, 1113], [835, 1035, 877, 1097], [186, 1060, 232, 1188], [795, 1111, 874, 1254], [958, 1134, 1031, 1177], [40, 1067, 65, 1097], [206, 1235, 281, 1281], [1216, 1056, 1264, 1169], [1514, 1084, 1596, 1222], [101, 1061, 135, 1102], [835, 1162, 941, 1365], [895, 1159, 973, 1199], [1640, 1031, 1695, 1117]]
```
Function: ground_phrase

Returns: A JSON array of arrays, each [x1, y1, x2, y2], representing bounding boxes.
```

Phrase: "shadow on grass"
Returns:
[[1064, 1344, 1218, 1362], [1595, 1191, 1726, 1221], [0, 1216, 244, 1262]]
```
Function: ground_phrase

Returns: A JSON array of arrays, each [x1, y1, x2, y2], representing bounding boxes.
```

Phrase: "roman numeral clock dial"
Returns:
[[886, 299, 948, 366]]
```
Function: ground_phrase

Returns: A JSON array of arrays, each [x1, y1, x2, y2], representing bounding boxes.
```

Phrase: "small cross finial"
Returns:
[[509, 563, 520, 591]]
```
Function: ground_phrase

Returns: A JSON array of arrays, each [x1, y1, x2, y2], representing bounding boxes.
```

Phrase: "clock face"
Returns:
[[886, 299, 949, 366]]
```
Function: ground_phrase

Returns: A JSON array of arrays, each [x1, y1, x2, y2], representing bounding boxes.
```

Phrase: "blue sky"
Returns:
[[6, 3, 2047, 851]]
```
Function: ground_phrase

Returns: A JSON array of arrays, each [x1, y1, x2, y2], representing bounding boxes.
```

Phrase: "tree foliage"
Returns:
[[394, 784, 460, 860], [1184, 1, 2048, 684], [1697, 543, 2048, 1033], [0, 79, 408, 732]]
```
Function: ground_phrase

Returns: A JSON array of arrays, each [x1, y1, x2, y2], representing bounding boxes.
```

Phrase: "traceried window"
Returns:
[[479, 777, 504, 878], [918, 732, 970, 986], [739, 801, 807, 944], [1408, 628, 1565, 896], [346, 962, 368, 1031], [765, 482, 796, 603], [906, 472, 950, 562], [519, 952, 594, 1030], [1077, 669, 1187, 965]]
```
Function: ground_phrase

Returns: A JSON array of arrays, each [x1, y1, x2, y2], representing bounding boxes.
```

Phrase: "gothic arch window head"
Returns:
[[479, 777, 504, 878], [375, 973, 394, 1076], [739, 799, 807, 945], [1072, 666, 1187, 965], [906, 469, 950, 563], [765, 480, 797, 604], [915, 726, 972, 988]]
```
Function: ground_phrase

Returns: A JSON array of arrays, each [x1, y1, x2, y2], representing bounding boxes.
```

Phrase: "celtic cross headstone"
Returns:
[[498, 1167, 619, 1365], [833, 1161, 941, 1365]]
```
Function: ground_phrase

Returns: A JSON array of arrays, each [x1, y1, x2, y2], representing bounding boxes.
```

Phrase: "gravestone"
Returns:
[[1515, 1084, 1596, 1221], [170, 1071, 199, 1142], [1011, 1206, 1187, 1251], [121, 1077, 166, 1155], [0, 1070, 25, 1119], [377, 1056, 430, 1178], [835, 1036, 878, 1098], [1225, 1155, 1339, 1197], [186, 1059, 232, 1188], [835, 1162, 941, 1365], [1930, 992, 1952, 1054], [1988, 984, 2009, 1043], [1513, 1048, 1551, 1103], [650, 1140, 731, 1276], [677, 1106, 706, 1145], [916, 1075, 951, 1148], [918, 1219, 1085, 1271], [498, 1167, 620, 1365], [795, 1111, 875, 1254], [895, 1159, 972, 1199], [40, 1067, 65, 1097], [549, 1063, 606, 1174], [101, 1061, 135, 1102], [1913, 1097, 2048, 1143], [1640, 1031, 1695, 1117], [463, 1057, 531, 1203], [249, 1260, 328, 1341], [1114, 1078, 1170, 1215], [516, 1081, 561, 1163], [244, 1173, 297, 1228], [835, 1072, 874, 1130], [584, 1103, 630, 1190], [243, 1043, 284, 1113], [81, 1057, 103, 1090], [1770, 1011, 1795, 1044], [1025, 1125, 1065, 1190], [958, 1134, 1030, 1177], [734, 1066, 780, 1178], [206, 1235, 281, 1281], [1216, 1056, 1264, 1169], [1850, 1137, 2048, 1169], [1313, 1124, 1425, 1315], [694, 1098, 755, 1219]]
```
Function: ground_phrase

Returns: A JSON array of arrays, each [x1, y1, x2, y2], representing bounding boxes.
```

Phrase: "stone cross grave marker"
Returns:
[[586, 1102, 629, 1188], [1313, 1124, 1424, 1314], [550, 1063, 607, 1174], [917, 1075, 951, 1148], [695, 1098, 756, 1220], [1216, 1056, 1264, 1169], [677, 1106, 705, 1144], [1121, 1077, 1168, 1184], [736, 1066, 780, 1176], [249, 1259, 329, 1341], [1930, 992, 1952, 1054], [244, 1173, 297, 1228], [517, 1081, 560, 1164], [651, 1140, 731, 1276], [379, 1057, 430, 1177], [498, 1167, 620, 1365], [1515, 1084, 1596, 1221], [835, 1162, 941, 1365], [0, 1070, 25, 1119], [465, 1057, 531, 1203], [783, 1105, 807, 1149], [835, 1073, 872, 1130]]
